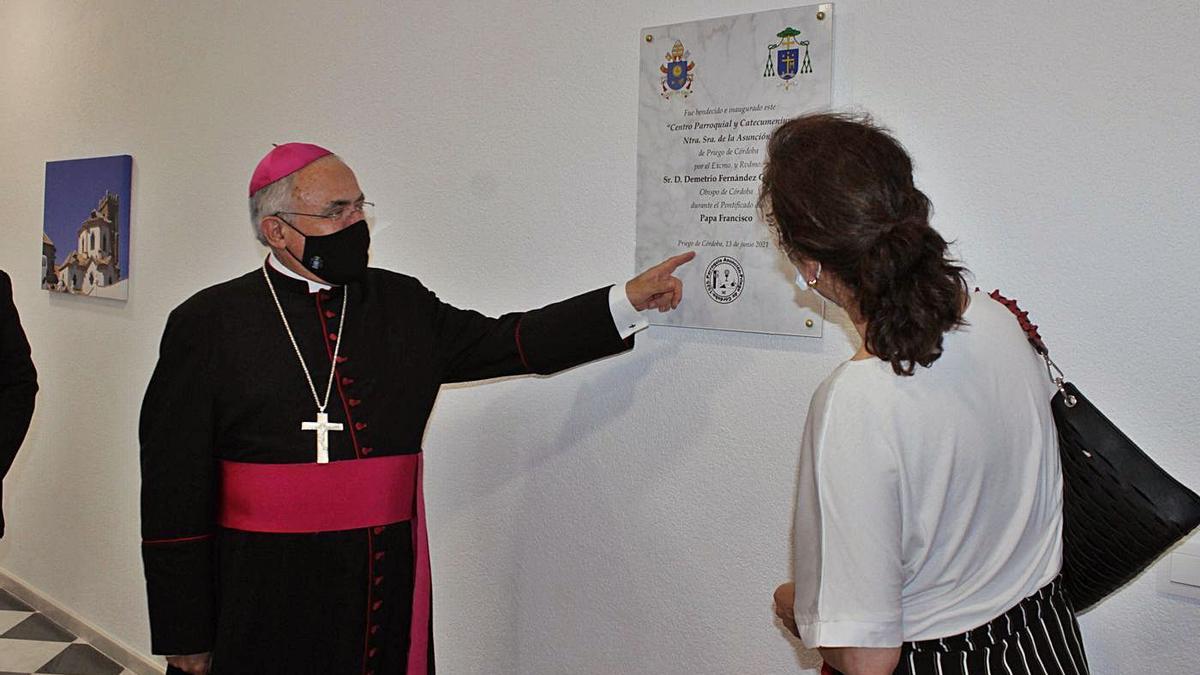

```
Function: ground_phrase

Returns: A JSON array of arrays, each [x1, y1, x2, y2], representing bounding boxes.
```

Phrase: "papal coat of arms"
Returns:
[[659, 40, 696, 99], [763, 27, 812, 89]]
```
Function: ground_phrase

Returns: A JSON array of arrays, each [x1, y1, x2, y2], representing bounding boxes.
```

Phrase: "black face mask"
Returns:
[[280, 218, 370, 285]]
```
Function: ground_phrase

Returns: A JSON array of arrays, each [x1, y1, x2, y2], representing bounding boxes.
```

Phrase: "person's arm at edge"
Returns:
[[773, 583, 900, 675]]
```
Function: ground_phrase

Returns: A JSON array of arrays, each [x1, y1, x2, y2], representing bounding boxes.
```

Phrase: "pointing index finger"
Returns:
[[658, 251, 697, 273]]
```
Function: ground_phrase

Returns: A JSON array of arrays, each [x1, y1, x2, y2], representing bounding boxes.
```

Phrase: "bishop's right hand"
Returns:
[[625, 251, 697, 312], [166, 652, 212, 675]]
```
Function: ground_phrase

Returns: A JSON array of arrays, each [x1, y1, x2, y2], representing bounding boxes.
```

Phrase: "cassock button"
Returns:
[[325, 310, 336, 319], [362, 447, 374, 455], [374, 575, 384, 586], [373, 526, 386, 535], [369, 648, 378, 658], [371, 624, 380, 635], [372, 600, 383, 611], [328, 332, 338, 341], [375, 551, 386, 561], [355, 422, 367, 431], [342, 377, 355, 386], [336, 356, 349, 364], [349, 398, 362, 407]]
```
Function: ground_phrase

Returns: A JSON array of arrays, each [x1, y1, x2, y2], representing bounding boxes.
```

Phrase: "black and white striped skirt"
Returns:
[[895, 576, 1089, 675], [828, 576, 1090, 675]]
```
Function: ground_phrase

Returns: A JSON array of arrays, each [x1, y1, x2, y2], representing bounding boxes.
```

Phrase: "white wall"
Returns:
[[1, 1, 1197, 673]]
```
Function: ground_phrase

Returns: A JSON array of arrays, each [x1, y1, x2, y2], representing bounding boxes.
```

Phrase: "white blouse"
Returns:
[[791, 291, 1063, 647]]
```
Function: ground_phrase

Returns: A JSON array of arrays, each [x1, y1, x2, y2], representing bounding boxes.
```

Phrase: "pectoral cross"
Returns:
[[302, 412, 343, 464]]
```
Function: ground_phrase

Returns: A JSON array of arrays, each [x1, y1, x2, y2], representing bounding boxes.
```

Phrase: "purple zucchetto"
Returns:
[[249, 142, 333, 196]]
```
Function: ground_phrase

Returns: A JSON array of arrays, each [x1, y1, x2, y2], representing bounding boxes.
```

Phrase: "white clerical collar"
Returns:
[[268, 252, 332, 293]]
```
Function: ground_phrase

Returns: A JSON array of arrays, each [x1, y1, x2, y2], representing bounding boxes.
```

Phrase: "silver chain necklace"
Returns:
[[262, 262, 348, 464]]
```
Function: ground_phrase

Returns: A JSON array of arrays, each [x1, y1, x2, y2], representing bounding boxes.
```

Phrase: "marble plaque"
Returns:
[[637, 5, 834, 336]]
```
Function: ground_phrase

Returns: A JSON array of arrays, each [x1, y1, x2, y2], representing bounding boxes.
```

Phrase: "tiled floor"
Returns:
[[0, 590, 135, 675]]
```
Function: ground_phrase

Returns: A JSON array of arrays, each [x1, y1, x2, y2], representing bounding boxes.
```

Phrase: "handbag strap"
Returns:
[[984, 288, 1078, 407], [986, 289, 1048, 355]]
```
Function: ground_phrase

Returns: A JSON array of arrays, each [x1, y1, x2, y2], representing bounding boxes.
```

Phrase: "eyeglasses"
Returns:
[[274, 200, 374, 223]]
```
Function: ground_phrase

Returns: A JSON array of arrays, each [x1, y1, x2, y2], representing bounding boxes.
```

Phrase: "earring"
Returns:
[[795, 263, 822, 291]]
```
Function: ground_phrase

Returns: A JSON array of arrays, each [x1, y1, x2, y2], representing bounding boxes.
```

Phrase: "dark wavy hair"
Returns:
[[759, 112, 969, 376]]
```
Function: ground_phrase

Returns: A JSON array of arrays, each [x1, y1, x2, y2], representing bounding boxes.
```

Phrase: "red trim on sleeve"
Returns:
[[514, 315, 531, 371], [142, 534, 213, 545]]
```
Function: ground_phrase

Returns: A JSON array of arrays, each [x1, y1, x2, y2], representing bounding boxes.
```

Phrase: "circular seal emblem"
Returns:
[[704, 256, 745, 304]]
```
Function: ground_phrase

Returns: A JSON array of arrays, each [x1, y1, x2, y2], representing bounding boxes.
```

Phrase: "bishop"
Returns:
[[139, 142, 693, 674]]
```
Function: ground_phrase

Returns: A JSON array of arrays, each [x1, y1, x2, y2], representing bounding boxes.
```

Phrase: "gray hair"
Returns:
[[248, 173, 297, 245]]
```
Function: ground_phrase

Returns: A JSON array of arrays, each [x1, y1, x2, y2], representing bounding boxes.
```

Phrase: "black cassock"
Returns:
[[140, 261, 632, 674]]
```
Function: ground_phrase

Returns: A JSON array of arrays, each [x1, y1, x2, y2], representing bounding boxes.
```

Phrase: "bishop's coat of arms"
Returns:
[[763, 27, 812, 89]]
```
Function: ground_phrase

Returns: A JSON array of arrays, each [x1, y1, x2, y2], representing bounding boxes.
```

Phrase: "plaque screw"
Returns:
[[645, 34, 653, 43], [816, 10, 826, 20], [805, 319, 815, 328]]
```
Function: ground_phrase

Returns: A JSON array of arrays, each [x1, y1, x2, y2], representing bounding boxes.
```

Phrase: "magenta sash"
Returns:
[[219, 454, 433, 673], [407, 453, 432, 675], [219, 454, 418, 533]]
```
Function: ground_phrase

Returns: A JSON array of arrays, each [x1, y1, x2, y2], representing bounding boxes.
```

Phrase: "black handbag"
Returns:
[[990, 290, 1200, 612]]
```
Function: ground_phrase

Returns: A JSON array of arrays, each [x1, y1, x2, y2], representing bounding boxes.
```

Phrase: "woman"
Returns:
[[764, 114, 1088, 675]]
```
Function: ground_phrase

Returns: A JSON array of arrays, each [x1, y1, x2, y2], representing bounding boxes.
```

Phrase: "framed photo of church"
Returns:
[[42, 154, 133, 300]]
